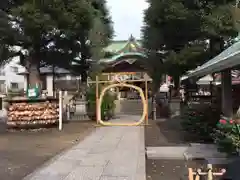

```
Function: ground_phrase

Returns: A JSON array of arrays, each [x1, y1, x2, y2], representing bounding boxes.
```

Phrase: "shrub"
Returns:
[[212, 116, 240, 155], [86, 84, 116, 121], [181, 103, 220, 142]]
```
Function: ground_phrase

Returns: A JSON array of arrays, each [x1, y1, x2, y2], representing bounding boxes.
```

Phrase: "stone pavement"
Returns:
[[109, 115, 141, 124], [23, 125, 145, 180]]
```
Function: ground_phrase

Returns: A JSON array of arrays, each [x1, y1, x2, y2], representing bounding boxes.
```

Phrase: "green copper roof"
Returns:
[[104, 35, 142, 53], [100, 52, 147, 64], [104, 41, 128, 52], [100, 35, 145, 64], [112, 52, 146, 60]]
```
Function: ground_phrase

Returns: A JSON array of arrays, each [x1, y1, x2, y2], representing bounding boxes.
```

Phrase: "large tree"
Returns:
[[79, 0, 113, 81], [142, 0, 203, 89], [142, 0, 236, 89], [0, 0, 113, 87], [87, 0, 113, 78]]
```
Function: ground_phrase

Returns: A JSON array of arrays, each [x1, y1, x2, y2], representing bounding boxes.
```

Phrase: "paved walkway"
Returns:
[[24, 125, 145, 180]]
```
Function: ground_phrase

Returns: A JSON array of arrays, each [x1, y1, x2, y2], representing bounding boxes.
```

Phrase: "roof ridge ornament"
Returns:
[[129, 34, 135, 41]]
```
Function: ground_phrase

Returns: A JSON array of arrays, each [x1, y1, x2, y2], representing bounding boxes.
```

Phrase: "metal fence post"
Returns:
[[59, 90, 63, 130], [66, 104, 70, 120], [152, 94, 156, 120]]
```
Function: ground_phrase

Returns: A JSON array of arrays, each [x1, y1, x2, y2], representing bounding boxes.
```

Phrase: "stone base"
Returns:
[[183, 143, 227, 160], [146, 146, 188, 160], [146, 144, 228, 164]]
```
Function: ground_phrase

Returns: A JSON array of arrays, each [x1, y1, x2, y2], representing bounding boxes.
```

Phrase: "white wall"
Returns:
[[0, 56, 25, 90]]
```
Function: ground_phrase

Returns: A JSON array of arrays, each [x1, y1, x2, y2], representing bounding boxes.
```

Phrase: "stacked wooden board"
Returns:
[[6, 98, 59, 127]]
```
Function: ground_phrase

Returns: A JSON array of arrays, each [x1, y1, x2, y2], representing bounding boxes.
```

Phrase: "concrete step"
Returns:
[[69, 115, 90, 121], [146, 144, 228, 163], [146, 146, 188, 160], [184, 143, 227, 160]]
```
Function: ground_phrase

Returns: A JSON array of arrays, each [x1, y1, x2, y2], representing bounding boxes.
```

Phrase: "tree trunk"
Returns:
[[80, 34, 89, 83], [26, 56, 41, 90], [173, 76, 180, 97], [209, 37, 224, 58], [52, 65, 55, 97]]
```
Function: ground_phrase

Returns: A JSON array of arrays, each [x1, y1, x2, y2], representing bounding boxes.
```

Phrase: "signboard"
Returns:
[[112, 74, 130, 82], [98, 72, 151, 82], [159, 84, 169, 92], [27, 86, 40, 98], [102, 72, 137, 75]]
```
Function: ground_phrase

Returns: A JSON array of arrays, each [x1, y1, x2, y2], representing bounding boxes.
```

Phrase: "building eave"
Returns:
[[187, 40, 240, 78]]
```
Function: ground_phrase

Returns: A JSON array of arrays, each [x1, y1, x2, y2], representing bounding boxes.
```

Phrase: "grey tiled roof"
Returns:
[[18, 66, 71, 75]]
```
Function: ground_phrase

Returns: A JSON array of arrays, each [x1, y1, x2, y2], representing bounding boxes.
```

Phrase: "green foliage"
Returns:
[[142, 0, 236, 86], [87, 12, 113, 79], [181, 103, 220, 142], [213, 117, 240, 155], [89, 0, 113, 43], [164, 42, 208, 84], [86, 84, 116, 121], [0, 0, 113, 85], [140, 52, 165, 92], [87, 0, 113, 79]]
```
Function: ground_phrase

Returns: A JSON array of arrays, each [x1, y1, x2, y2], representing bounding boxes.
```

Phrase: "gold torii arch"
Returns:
[[88, 72, 151, 126]]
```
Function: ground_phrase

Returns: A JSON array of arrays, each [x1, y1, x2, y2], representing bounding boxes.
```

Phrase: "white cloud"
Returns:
[[107, 0, 149, 40]]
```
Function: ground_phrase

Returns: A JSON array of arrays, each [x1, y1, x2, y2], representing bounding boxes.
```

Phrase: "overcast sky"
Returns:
[[106, 0, 148, 40]]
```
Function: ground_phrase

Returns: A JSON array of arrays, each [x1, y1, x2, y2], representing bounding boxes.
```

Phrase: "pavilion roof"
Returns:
[[18, 66, 71, 75], [187, 40, 240, 78], [213, 70, 240, 85], [100, 35, 146, 65]]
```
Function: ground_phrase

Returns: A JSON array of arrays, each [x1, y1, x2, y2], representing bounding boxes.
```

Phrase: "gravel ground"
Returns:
[[145, 116, 212, 180], [145, 117, 187, 180], [0, 121, 95, 180]]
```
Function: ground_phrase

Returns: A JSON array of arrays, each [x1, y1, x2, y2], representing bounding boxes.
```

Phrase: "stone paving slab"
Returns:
[[99, 176, 132, 180], [207, 157, 233, 165], [146, 143, 227, 162], [135, 127, 146, 180], [64, 166, 105, 180], [184, 143, 227, 160], [146, 146, 188, 159], [23, 123, 145, 180], [109, 115, 141, 124]]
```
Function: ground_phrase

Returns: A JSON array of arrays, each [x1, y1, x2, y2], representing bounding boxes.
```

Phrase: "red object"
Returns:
[[219, 119, 227, 124], [229, 120, 234, 124]]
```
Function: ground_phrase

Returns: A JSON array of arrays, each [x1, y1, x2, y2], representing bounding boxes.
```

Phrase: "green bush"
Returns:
[[181, 103, 220, 142], [212, 116, 240, 155], [86, 84, 116, 121]]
